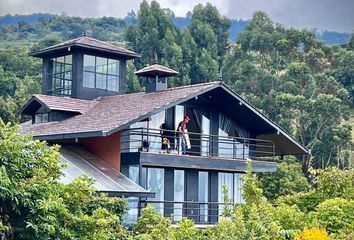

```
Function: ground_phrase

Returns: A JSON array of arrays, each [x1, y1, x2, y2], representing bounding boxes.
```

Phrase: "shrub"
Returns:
[[310, 198, 354, 238], [134, 204, 175, 239], [0, 121, 128, 240], [259, 157, 309, 201]]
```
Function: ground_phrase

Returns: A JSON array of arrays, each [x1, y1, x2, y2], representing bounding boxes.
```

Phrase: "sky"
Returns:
[[0, 0, 353, 32]]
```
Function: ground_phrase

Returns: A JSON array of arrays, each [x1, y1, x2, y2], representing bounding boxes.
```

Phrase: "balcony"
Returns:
[[121, 128, 277, 173], [126, 199, 237, 225], [121, 127, 275, 160]]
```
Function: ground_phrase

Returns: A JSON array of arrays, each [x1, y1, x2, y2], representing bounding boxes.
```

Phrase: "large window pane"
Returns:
[[198, 171, 208, 222], [96, 57, 107, 74], [108, 59, 119, 75], [124, 197, 139, 224], [107, 75, 119, 91], [201, 115, 210, 156], [83, 55, 120, 92], [48, 54, 72, 96], [174, 170, 184, 221], [149, 111, 166, 153], [35, 114, 41, 123], [65, 55, 72, 64], [96, 73, 107, 89], [218, 172, 233, 215], [83, 71, 95, 88], [234, 173, 245, 204], [84, 55, 95, 72], [128, 166, 139, 184], [147, 168, 164, 214]]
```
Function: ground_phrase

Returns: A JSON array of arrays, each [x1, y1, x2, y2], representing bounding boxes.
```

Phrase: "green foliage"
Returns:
[[316, 167, 354, 200], [278, 167, 354, 214], [272, 204, 306, 231], [134, 204, 175, 239], [309, 198, 354, 238], [224, 11, 352, 174], [242, 160, 264, 205], [0, 15, 126, 43], [259, 157, 309, 200], [174, 218, 200, 240], [0, 121, 128, 239], [0, 46, 41, 124]]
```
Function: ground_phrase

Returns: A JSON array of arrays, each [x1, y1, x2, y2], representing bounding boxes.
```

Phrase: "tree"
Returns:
[[259, 157, 309, 201], [0, 122, 128, 239], [334, 50, 354, 103], [125, 0, 185, 87], [223, 11, 351, 175]]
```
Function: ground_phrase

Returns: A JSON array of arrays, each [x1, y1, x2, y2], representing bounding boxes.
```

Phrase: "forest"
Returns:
[[0, 1, 353, 239]]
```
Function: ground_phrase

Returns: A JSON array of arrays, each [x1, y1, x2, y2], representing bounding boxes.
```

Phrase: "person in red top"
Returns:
[[177, 115, 190, 154]]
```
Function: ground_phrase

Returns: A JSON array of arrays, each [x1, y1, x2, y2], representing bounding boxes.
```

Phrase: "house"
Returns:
[[19, 36, 308, 224]]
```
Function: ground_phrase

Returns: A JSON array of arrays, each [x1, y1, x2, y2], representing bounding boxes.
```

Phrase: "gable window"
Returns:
[[34, 113, 49, 124], [47, 55, 72, 97], [83, 54, 120, 92]]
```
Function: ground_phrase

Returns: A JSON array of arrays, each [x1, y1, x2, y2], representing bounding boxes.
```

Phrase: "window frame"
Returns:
[[47, 55, 73, 97], [83, 54, 120, 92], [34, 112, 49, 124]]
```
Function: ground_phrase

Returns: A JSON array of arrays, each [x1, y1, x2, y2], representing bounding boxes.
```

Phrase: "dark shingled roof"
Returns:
[[30, 36, 140, 59], [20, 81, 219, 138], [135, 64, 178, 77], [18, 94, 99, 115]]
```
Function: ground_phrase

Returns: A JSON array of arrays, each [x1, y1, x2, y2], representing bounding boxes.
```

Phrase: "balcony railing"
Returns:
[[121, 127, 275, 161], [126, 199, 237, 225]]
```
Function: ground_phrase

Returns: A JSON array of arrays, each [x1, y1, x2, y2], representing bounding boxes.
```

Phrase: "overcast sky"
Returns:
[[0, 0, 353, 32]]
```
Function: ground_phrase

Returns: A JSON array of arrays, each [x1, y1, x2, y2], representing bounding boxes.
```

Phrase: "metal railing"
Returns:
[[121, 127, 275, 161], [133, 200, 237, 224]]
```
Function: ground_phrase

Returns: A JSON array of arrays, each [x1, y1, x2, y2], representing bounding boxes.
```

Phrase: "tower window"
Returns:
[[47, 55, 73, 97], [83, 54, 120, 92]]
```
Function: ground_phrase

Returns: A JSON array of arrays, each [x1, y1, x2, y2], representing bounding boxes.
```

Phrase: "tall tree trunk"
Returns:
[[302, 154, 312, 179]]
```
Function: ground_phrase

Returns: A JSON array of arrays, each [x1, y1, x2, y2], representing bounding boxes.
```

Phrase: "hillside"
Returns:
[[0, 13, 351, 45]]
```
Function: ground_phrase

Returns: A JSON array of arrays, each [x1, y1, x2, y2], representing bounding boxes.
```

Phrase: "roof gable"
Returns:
[[19, 94, 98, 115], [20, 81, 308, 155]]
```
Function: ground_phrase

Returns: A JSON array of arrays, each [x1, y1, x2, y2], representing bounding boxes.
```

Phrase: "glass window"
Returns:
[[107, 75, 118, 91], [124, 197, 139, 224], [147, 168, 164, 214], [218, 172, 234, 215], [83, 55, 95, 72], [198, 171, 208, 222], [174, 105, 185, 130], [47, 55, 72, 97], [234, 173, 244, 204], [42, 113, 49, 123], [83, 54, 120, 92], [83, 71, 95, 88], [149, 111, 166, 153], [65, 54, 72, 64], [128, 166, 139, 184], [35, 114, 41, 123], [201, 115, 210, 156], [96, 73, 107, 89], [108, 59, 119, 75], [96, 57, 107, 74], [218, 172, 245, 211], [34, 113, 49, 124], [174, 170, 184, 221]]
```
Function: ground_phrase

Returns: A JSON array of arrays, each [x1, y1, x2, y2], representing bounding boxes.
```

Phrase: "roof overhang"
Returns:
[[30, 44, 140, 60], [59, 144, 154, 198], [27, 82, 308, 156]]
